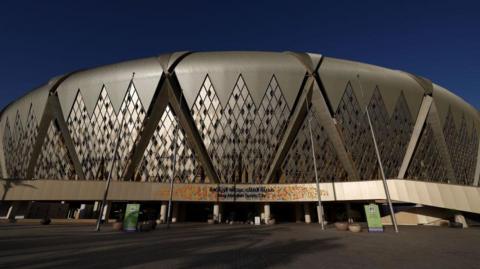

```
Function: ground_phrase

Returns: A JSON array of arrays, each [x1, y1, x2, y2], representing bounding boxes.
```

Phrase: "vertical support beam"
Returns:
[[159, 201, 168, 223], [428, 103, 456, 181], [263, 203, 271, 224], [398, 95, 433, 179], [167, 73, 221, 183], [310, 84, 359, 180], [0, 128, 7, 178], [304, 203, 312, 224], [473, 141, 480, 186], [101, 201, 111, 223], [213, 203, 220, 223]]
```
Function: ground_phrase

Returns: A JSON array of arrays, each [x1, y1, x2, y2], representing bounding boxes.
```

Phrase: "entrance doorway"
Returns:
[[183, 202, 212, 222], [271, 203, 297, 223], [222, 203, 259, 223]]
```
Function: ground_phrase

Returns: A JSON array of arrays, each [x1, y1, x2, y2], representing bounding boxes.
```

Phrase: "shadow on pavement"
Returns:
[[0, 224, 341, 268]]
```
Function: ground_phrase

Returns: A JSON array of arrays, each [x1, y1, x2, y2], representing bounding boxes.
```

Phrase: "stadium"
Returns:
[[0, 51, 479, 226]]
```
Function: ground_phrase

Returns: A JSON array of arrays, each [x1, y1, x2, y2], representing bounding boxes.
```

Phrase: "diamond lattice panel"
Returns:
[[136, 106, 203, 183], [406, 117, 450, 183], [67, 84, 146, 180], [443, 108, 479, 185], [281, 107, 347, 183], [0, 155, 3, 177], [368, 89, 413, 178], [68, 91, 93, 178], [2, 107, 38, 179], [34, 120, 77, 180], [191, 75, 291, 183], [2, 118, 15, 177], [11, 111, 24, 177], [21, 106, 39, 177], [335, 83, 378, 180], [114, 84, 146, 180], [191, 76, 223, 181]]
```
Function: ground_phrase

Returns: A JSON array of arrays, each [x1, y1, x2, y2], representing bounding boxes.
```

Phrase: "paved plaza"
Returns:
[[0, 222, 478, 269]]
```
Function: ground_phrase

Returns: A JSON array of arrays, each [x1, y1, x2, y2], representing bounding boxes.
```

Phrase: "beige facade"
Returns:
[[0, 51, 479, 215]]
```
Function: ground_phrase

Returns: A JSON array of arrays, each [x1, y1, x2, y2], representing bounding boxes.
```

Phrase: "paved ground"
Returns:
[[0, 222, 478, 269]]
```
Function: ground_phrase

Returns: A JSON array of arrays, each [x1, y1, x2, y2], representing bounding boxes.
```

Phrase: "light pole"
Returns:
[[166, 74, 185, 229], [95, 88, 130, 232], [307, 106, 325, 230], [166, 120, 178, 229], [357, 74, 399, 233]]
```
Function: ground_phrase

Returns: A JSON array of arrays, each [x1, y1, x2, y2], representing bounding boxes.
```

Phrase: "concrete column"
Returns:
[[474, 141, 480, 186], [295, 204, 303, 223], [398, 95, 432, 179], [213, 203, 221, 223], [316, 205, 324, 225], [93, 201, 100, 211], [101, 202, 111, 223], [172, 203, 178, 223], [304, 203, 311, 224], [346, 203, 353, 223], [159, 202, 167, 223], [77, 204, 87, 219], [264, 203, 271, 224], [92, 201, 101, 218], [5, 203, 15, 219], [454, 213, 468, 228]]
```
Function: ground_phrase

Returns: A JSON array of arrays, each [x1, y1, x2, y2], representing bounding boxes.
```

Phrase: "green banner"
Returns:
[[364, 203, 383, 232], [123, 204, 140, 231]]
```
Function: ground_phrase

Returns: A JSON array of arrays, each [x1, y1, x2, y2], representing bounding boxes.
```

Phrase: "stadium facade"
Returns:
[[0, 51, 479, 224]]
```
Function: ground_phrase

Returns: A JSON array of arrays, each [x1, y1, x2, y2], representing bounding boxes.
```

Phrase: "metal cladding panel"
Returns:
[[1, 179, 480, 213], [319, 57, 425, 119], [175, 51, 307, 110], [0, 83, 51, 178], [0, 50, 478, 191], [306, 53, 323, 71], [0, 124, 5, 178], [0, 83, 50, 134], [157, 51, 191, 71], [432, 83, 480, 134], [432, 83, 480, 185], [284, 52, 322, 72], [56, 57, 163, 119]]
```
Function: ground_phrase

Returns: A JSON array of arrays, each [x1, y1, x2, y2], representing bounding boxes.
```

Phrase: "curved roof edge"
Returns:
[[55, 56, 164, 118], [318, 56, 426, 119], [1, 51, 478, 134], [174, 51, 308, 109]]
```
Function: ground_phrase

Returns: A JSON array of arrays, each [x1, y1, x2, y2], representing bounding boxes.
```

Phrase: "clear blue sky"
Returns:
[[1, 0, 479, 110]]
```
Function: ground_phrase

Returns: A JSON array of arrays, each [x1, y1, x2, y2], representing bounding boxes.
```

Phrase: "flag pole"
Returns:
[[307, 104, 325, 230]]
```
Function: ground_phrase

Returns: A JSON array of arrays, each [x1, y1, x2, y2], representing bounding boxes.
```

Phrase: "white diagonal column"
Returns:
[[474, 142, 480, 186], [310, 84, 359, 180], [397, 95, 433, 179], [428, 103, 456, 181]]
